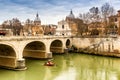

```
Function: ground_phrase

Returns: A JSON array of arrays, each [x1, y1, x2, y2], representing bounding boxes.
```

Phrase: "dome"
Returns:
[[67, 10, 75, 19], [34, 13, 41, 22]]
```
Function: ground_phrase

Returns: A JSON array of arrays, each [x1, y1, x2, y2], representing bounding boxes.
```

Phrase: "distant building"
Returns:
[[2, 20, 13, 36], [56, 20, 71, 36], [23, 19, 34, 36], [108, 10, 120, 35], [2, 18, 23, 36], [88, 22, 105, 36], [23, 13, 44, 36], [31, 13, 44, 36], [65, 10, 77, 36], [43, 24, 57, 35], [65, 10, 87, 36], [56, 10, 87, 36]]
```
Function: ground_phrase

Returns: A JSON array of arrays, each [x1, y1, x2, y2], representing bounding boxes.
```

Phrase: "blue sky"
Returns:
[[0, 0, 120, 25]]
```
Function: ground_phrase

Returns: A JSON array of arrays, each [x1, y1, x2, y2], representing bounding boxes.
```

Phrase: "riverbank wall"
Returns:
[[72, 37, 120, 57]]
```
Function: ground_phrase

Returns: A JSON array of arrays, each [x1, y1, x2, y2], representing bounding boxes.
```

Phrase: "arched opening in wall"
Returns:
[[50, 40, 63, 54], [66, 39, 71, 48], [23, 41, 46, 58], [0, 44, 16, 57]]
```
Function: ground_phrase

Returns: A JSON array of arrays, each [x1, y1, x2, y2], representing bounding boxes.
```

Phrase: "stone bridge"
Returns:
[[0, 36, 72, 70]]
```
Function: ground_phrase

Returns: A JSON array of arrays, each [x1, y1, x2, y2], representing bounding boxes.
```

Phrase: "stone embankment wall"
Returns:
[[72, 37, 120, 57]]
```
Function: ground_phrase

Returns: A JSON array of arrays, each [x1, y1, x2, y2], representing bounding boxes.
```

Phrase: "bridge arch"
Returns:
[[50, 39, 63, 53], [0, 43, 18, 68], [0, 43, 16, 57], [23, 41, 46, 58]]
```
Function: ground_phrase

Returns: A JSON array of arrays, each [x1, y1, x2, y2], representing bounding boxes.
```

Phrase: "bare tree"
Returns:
[[89, 7, 101, 22], [101, 3, 115, 35], [101, 3, 115, 23], [79, 7, 101, 24], [79, 12, 91, 24]]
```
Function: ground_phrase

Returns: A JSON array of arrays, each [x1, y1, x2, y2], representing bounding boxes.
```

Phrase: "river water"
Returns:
[[0, 53, 120, 80]]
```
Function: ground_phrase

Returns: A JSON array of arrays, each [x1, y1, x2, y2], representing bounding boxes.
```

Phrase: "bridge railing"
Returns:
[[0, 35, 72, 40]]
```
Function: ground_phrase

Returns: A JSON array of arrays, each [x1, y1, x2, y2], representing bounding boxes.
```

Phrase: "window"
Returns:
[[115, 18, 117, 22], [62, 25, 64, 29]]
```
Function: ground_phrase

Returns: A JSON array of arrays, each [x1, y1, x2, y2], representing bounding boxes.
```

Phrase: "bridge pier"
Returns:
[[15, 58, 26, 70], [64, 48, 69, 54], [46, 52, 52, 58], [0, 56, 26, 70]]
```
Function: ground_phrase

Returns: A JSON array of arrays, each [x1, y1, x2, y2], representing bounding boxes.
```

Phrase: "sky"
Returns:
[[0, 0, 120, 25]]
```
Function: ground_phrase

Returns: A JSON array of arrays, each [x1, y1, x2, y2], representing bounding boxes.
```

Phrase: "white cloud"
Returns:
[[0, 0, 120, 25]]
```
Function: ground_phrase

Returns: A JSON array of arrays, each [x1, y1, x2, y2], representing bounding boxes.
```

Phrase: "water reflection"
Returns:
[[0, 69, 26, 80], [54, 55, 77, 80], [54, 67, 76, 80], [43, 67, 52, 80], [72, 54, 120, 80], [0, 53, 120, 80]]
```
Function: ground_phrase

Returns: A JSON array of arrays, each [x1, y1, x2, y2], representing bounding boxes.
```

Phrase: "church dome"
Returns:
[[34, 13, 41, 26], [67, 10, 75, 19], [34, 13, 41, 22]]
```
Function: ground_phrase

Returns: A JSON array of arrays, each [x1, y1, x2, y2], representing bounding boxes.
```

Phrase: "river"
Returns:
[[0, 53, 120, 80]]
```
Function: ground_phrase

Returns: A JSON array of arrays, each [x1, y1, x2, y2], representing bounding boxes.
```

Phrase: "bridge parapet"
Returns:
[[0, 35, 71, 41]]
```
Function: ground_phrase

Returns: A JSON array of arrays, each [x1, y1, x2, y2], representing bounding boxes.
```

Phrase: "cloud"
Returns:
[[0, 0, 120, 25]]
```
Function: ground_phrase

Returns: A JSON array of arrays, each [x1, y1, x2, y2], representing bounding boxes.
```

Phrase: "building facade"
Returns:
[[23, 13, 44, 36], [108, 10, 120, 35], [43, 24, 57, 35], [66, 10, 88, 36], [56, 20, 71, 36], [88, 22, 105, 36], [56, 10, 87, 36]]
